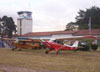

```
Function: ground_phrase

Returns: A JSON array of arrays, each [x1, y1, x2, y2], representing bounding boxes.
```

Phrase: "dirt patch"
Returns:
[[0, 65, 64, 72]]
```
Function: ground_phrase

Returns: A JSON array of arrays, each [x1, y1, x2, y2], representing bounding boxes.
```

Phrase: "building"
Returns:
[[17, 11, 33, 35], [13, 29, 100, 39], [13, 30, 77, 39], [73, 29, 100, 38], [13, 29, 100, 46]]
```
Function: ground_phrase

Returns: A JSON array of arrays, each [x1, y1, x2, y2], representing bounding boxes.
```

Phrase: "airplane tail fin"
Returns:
[[72, 41, 79, 48]]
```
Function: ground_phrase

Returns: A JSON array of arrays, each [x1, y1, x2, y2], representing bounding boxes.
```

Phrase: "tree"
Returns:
[[65, 22, 78, 31], [0, 18, 2, 36], [65, 6, 100, 30], [0, 16, 16, 38], [76, 6, 100, 29]]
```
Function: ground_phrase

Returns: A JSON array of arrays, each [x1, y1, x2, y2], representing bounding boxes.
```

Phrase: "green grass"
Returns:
[[0, 48, 100, 72]]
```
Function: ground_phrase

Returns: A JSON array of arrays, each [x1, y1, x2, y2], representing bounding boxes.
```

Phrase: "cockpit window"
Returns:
[[52, 40, 63, 45]]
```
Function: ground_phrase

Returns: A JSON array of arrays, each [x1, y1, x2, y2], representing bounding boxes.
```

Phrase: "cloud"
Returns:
[[0, 0, 100, 32]]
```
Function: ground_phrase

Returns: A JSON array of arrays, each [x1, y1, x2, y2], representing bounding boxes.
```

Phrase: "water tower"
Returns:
[[17, 11, 33, 35]]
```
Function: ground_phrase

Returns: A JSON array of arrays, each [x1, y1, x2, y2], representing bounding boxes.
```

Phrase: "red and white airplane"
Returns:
[[42, 35, 97, 54]]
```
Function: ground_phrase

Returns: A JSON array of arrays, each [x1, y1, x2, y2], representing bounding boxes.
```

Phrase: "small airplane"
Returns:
[[41, 35, 98, 54], [11, 39, 41, 51], [42, 39, 79, 54], [1, 38, 41, 51]]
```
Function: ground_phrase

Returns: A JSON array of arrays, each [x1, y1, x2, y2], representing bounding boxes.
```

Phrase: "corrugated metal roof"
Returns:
[[13, 30, 77, 37], [73, 29, 100, 35], [13, 29, 100, 37], [22, 31, 77, 36]]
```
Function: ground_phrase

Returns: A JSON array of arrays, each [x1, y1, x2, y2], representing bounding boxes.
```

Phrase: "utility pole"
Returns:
[[88, 17, 91, 35]]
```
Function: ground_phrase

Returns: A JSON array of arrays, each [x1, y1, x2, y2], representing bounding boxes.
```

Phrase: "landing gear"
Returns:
[[12, 46, 17, 51], [45, 50, 49, 54], [12, 48, 15, 51], [74, 48, 78, 52], [18, 49, 22, 51], [56, 51, 60, 54]]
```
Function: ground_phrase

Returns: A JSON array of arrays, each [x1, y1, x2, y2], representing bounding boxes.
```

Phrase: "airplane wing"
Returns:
[[28, 38, 52, 42], [56, 35, 97, 41], [82, 35, 97, 40], [1, 38, 16, 41], [19, 40, 33, 42]]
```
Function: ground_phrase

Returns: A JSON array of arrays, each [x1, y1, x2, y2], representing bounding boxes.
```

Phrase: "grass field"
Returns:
[[0, 48, 100, 72]]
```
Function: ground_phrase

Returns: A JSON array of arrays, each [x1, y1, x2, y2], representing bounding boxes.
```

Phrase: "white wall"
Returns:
[[15, 34, 73, 40], [17, 19, 33, 35], [52, 34, 73, 39], [14, 36, 52, 40], [17, 19, 20, 35]]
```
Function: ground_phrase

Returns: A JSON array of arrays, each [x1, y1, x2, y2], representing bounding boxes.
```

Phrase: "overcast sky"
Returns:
[[0, 0, 99, 32]]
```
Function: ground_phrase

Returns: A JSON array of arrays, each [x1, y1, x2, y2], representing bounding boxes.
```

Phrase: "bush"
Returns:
[[91, 44, 98, 51], [76, 45, 90, 51], [82, 45, 90, 51]]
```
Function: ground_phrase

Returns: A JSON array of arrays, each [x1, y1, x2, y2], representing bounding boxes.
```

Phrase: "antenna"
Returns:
[[28, 0, 31, 11]]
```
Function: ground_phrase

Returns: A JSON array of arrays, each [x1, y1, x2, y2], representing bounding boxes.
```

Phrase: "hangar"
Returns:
[[13, 29, 100, 40]]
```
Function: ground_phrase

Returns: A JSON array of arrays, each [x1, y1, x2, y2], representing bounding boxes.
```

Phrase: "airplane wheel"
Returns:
[[18, 49, 22, 51], [12, 46, 16, 51], [74, 49, 78, 52], [12, 48, 15, 51], [45, 50, 49, 54], [56, 51, 60, 54]]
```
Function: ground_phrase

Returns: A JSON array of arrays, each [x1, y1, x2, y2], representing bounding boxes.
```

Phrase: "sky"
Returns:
[[0, 0, 100, 32]]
